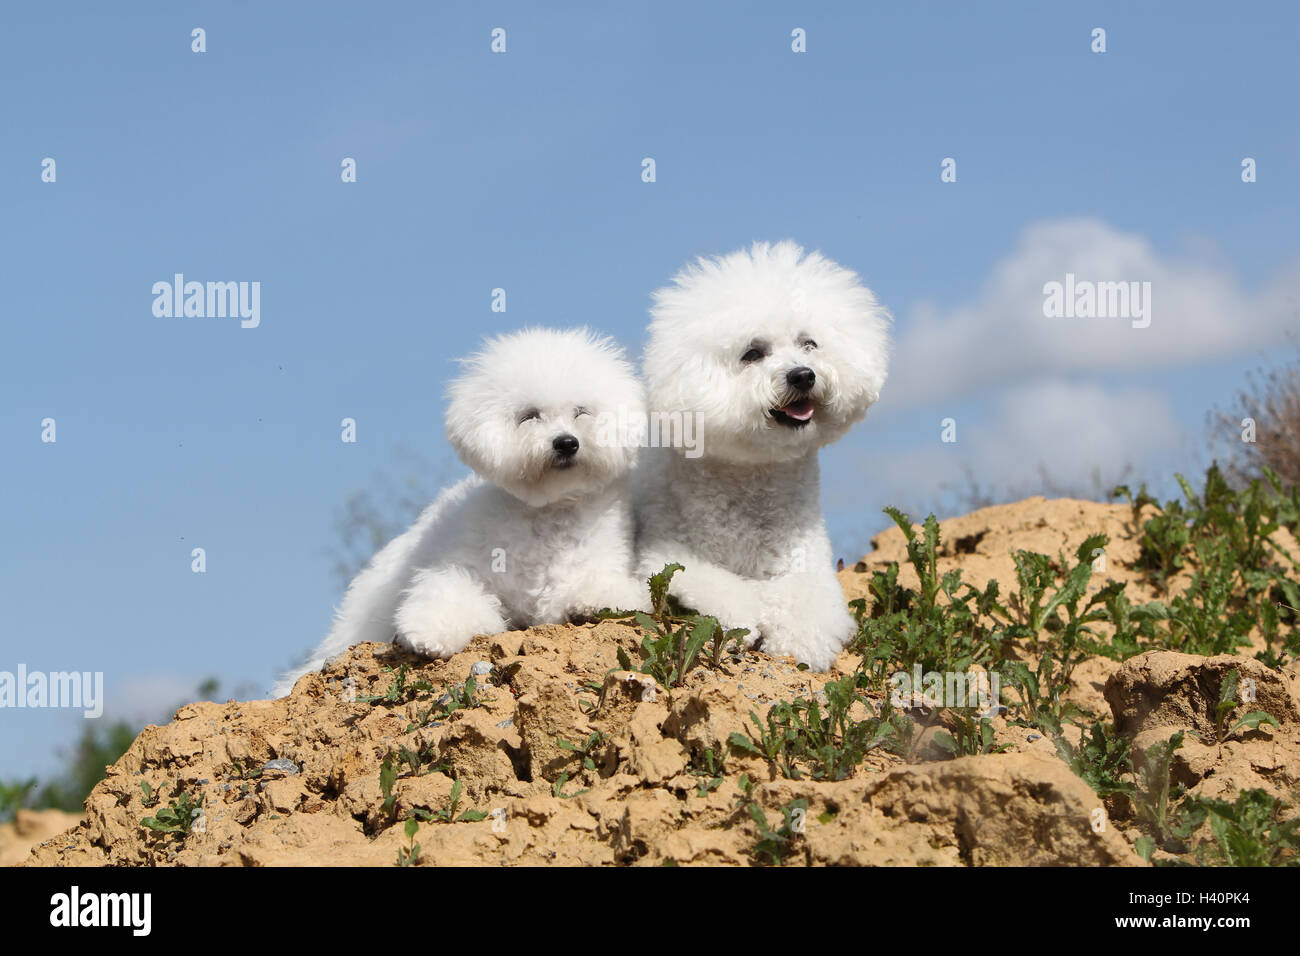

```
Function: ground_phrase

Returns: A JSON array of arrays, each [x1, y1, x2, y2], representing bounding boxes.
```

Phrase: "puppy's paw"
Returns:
[[393, 627, 458, 660], [394, 566, 506, 658], [569, 574, 651, 618], [676, 583, 761, 641], [758, 594, 855, 672]]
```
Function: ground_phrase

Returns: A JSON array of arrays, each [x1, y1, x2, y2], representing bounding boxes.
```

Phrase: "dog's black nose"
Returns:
[[552, 434, 579, 457], [787, 366, 816, 391]]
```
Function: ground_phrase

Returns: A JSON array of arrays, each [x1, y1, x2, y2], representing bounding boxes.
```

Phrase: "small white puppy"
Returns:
[[635, 241, 891, 671], [273, 327, 646, 697]]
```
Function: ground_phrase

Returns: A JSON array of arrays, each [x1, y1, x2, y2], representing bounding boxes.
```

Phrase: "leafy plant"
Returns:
[[397, 816, 421, 867], [612, 564, 749, 695], [934, 714, 1009, 757], [998, 656, 1082, 738], [408, 675, 485, 730], [223, 759, 263, 781], [1205, 669, 1281, 749], [406, 779, 487, 824], [851, 508, 1007, 680], [748, 798, 808, 866], [357, 664, 432, 705], [556, 732, 606, 774], [1111, 482, 1159, 537], [1055, 720, 1135, 802], [689, 748, 724, 797], [1115, 466, 1300, 660], [552, 770, 588, 800], [1001, 534, 1136, 678], [728, 672, 900, 780], [393, 740, 442, 778], [1186, 789, 1300, 867], [379, 755, 399, 818], [1133, 732, 1203, 852], [140, 786, 204, 836]]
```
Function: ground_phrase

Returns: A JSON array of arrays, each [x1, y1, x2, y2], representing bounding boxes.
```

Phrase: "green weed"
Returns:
[[1186, 790, 1300, 867], [140, 786, 204, 836], [748, 797, 809, 866]]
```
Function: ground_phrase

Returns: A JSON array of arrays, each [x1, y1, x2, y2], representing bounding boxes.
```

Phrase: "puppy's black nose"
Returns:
[[552, 434, 579, 457], [787, 366, 816, 391]]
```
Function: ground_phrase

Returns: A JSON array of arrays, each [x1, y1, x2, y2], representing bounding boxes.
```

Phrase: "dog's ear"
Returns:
[[444, 381, 511, 479], [443, 335, 523, 480]]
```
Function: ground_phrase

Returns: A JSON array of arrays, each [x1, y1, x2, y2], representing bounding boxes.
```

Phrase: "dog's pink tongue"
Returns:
[[781, 399, 815, 421]]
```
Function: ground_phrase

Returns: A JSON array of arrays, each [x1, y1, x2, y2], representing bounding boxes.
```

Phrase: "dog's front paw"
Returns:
[[393, 625, 460, 660], [568, 574, 652, 618], [394, 566, 506, 658], [393, 599, 485, 660], [758, 593, 855, 672]]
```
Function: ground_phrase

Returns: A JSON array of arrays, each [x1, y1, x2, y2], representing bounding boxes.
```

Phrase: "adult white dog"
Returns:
[[635, 241, 891, 671], [273, 327, 646, 697]]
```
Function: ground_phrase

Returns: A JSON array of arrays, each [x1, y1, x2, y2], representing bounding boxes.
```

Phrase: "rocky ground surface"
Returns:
[[19, 497, 1300, 866]]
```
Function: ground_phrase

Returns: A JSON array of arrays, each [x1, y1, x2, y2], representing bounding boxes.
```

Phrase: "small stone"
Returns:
[[495, 718, 514, 729], [261, 758, 300, 776], [471, 661, 492, 676]]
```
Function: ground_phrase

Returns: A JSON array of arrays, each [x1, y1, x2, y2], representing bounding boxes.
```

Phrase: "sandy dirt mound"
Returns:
[[21, 628, 1133, 867], [0, 809, 81, 867], [19, 496, 1298, 866], [838, 497, 1145, 604], [1105, 651, 1300, 808]]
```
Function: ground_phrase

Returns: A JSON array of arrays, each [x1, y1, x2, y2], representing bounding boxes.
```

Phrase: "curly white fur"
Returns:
[[273, 328, 647, 697], [635, 241, 891, 670]]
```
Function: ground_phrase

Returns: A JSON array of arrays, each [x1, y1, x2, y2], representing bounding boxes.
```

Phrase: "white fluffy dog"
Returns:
[[635, 241, 891, 671], [273, 328, 647, 697]]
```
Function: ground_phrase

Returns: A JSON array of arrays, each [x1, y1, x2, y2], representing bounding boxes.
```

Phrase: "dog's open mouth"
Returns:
[[771, 399, 815, 428]]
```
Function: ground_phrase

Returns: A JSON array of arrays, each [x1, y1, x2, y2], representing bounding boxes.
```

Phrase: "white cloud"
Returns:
[[883, 219, 1300, 410], [978, 380, 1185, 483]]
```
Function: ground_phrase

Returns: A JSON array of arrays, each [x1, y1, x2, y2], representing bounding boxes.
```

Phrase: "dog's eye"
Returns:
[[741, 348, 765, 363], [802, 339, 818, 351], [517, 408, 541, 424], [574, 406, 591, 418]]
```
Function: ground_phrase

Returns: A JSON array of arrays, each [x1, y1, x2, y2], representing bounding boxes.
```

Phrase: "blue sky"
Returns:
[[2, 1, 1297, 782]]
